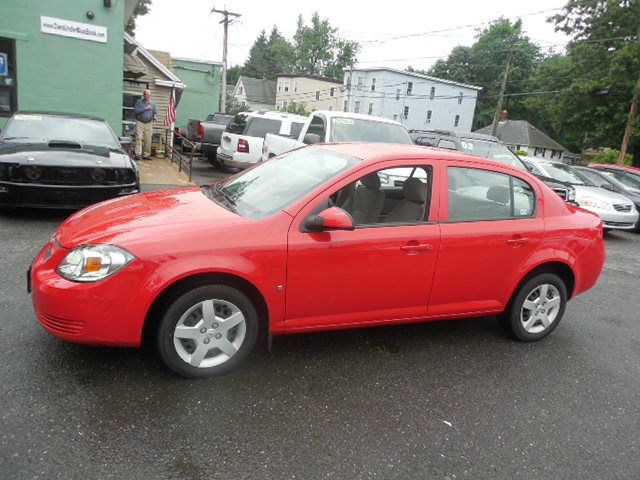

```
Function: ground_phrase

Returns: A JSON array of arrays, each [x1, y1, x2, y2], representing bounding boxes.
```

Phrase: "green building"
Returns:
[[0, 0, 138, 132], [171, 58, 222, 130]]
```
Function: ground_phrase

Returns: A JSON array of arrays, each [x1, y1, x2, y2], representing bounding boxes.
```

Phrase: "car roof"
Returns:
[[240, 110, 307, 121], [11, 111, 106, 122], [312, 110, 403, 126], [409, 129, 500, 142], [313, 142, 527, 174]]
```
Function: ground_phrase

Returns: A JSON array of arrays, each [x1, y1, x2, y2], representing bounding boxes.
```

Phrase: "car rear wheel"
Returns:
[[498, 273, 567, 342], [156, 285, 258, 378]]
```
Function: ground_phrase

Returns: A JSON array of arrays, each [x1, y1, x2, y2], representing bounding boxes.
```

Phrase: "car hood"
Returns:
[[0, 142, 130, 168], [56, 187, 249, 249], [573, 185, 635, 204]]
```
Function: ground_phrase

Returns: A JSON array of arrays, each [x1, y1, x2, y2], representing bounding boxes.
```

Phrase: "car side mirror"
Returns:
[[303, 133, 322, 145], [601, 183, 616, 192], [304, 207, 355, 232]]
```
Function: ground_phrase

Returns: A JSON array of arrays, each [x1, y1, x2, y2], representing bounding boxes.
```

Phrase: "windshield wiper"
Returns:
[[210, 183, 237, 211]]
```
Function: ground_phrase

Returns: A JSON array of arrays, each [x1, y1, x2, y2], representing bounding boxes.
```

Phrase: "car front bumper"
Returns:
[[583, 207, 639, 230], [30, 238, 161, 346], [0, 181, 139, 209]]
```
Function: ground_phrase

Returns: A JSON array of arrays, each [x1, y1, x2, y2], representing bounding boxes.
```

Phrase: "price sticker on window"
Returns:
[[334, 118, 354, 125]]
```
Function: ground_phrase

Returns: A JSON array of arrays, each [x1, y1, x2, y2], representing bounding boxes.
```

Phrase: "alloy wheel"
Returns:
[[173, 299, 246, 368], [520, 283, 561, 334]]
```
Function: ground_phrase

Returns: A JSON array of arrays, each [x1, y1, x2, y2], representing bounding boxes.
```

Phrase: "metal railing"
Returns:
[[165, 130, 195, 182]]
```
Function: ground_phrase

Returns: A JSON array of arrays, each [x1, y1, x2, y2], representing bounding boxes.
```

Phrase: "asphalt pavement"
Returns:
[[1, 201, 639, 479]]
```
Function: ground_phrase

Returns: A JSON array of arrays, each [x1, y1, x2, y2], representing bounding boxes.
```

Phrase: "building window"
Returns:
[[368, 103, 373, 115], [357, 76, 363, 91], [403, 106, 409, 119], [396, 88, 400, 101], [355, 101, 360, 113], [407, 82, 413, 95], [454, 115, 460, 127], [393, 114, 398, 121], [284, 80, 290, 93], [294, 82, 298, 93], [458, 91, 463, 104], [426, 110, 432, 124], [328, 105, 333, 111], [278, 82, 282, 92], [315, 90, 320, 101], [371, 78, 376, 92], [0, 38, 17, 116], [283, 100, 288, 109], [238, 85, 244, 96], [344, 100, 348, 112], [430, 86, 435, 100], [330, 87, 335, 97]]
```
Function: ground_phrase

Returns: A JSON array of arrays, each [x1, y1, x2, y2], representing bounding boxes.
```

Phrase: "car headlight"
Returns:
[[578, 196, 612, 211], [57, 244, 134, 282]]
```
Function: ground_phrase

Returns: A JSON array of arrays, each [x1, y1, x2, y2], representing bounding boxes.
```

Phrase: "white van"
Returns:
[[216, 111, 307, 169]]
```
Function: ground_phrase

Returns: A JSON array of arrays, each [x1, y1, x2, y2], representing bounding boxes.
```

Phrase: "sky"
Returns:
[[135, 0, 571, 73]]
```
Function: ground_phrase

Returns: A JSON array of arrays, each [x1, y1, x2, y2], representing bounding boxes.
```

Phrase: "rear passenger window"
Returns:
[[290, 122, 304, 139], [226, 114, 248, 134], [244, 118, 282, 138], [447, 167, 535, 222]]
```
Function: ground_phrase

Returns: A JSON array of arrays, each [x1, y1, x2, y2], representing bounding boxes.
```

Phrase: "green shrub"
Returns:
[[592, 149, 632, 165], [514, 149, 528, 156]]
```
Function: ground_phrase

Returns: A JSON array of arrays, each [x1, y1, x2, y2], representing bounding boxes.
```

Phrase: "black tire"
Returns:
[[498, 273, 567, 342], [206, 148, 219, 167], [156, 285, 259, 378]]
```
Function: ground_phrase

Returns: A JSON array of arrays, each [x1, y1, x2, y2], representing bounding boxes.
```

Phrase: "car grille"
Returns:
[[39, 312, 85, 335], [604, 221, 635, 227], [613, 204, 632, 212], [4, 166, 135, 186]]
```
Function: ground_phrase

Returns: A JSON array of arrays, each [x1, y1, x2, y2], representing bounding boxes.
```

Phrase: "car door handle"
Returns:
[[400, 243, 432, 252], [506, 236, 530, 246]]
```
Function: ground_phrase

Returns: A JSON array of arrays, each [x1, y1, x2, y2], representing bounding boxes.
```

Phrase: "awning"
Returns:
[[124, 53, 147, 79]]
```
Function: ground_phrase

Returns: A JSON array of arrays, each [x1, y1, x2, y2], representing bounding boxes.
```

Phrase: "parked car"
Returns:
[[588, 163, 640, 186], [217, 111, 307, 170], [262, 110, 413, 162], [187, 113, 234, 165], [527, 158, 638, 231], [575, 166, 640, 232], [30, 143, 605, 378], [0, 112, 139, 209], [412, 130, 578, 203]]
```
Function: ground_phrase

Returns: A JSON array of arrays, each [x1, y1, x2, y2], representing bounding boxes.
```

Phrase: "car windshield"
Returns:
[[331, 118, 412, 144], [2, 114, 119, 147], [539, 162, 594, 186], [459, 139, 525, 169], [202, 147, 359, 219], [602, 169, 640, 192]]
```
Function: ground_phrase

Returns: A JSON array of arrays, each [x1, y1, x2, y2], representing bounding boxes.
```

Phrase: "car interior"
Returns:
[[329, 166, 431, 225]]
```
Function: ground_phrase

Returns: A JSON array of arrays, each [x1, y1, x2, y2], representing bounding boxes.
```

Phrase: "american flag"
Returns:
[[164, 88, 177, 126]]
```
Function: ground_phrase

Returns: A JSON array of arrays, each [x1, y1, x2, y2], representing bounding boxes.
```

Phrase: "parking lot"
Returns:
[[1, 170, 639, 479]]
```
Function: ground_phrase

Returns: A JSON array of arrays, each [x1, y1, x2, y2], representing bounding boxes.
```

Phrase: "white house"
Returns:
[[343, 67, 481, 132], [231, 76, 276, 111]]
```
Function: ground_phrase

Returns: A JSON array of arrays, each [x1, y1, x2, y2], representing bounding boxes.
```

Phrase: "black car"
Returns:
[[410, 129, 577, 203], [0, 112, 139, 209]]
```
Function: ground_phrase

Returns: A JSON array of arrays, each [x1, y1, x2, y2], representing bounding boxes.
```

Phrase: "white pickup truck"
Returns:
[[261, 110, 413, 161]]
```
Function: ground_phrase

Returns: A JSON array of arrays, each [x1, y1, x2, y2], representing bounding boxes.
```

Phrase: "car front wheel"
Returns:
[[156, 285, 259, 378], [499, 273, 567, 341]]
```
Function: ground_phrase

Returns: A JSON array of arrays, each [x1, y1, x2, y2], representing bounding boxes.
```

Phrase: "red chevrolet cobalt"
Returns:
[[30, 144, 605, 378]]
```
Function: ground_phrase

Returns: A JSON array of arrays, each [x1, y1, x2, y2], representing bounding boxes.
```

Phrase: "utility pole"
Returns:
[[211, 6, 241, 113], [345, 62, 354, 112], [491, 38, 515, 137], [618, 70, 640, 164]]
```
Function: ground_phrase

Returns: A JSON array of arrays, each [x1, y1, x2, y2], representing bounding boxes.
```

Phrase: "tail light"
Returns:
[[237, 138, 249, 153], [197, 122, 204, 140]]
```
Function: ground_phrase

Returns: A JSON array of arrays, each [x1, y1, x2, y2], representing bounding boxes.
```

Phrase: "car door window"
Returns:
[[244, 118, 282, 138], [448, 167, 535, 222], [331, 166, 432, 226]]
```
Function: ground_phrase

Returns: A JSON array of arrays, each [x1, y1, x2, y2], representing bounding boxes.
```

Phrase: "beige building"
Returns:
[[276, 74, 342, 112]]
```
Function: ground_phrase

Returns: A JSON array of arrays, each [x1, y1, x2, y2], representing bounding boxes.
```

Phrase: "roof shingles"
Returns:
[[475, 120, 565, 151]]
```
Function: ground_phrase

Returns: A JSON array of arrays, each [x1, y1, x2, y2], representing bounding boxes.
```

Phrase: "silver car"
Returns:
[[526, 158, 639, 231]]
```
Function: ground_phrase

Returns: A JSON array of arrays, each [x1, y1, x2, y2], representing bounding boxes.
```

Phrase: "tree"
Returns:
[[242, 30, 270, 79], [225, 94, 249, 116], [547, 0, 640, 163], [283, 101, 310, 116], [428, 19, 540, 130], [293, 12, 360, 79], [265, 26, 296, 78], [125, 0, 152, 36]]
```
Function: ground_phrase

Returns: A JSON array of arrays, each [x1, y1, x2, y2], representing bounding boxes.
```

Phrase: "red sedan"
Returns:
[[30, 144, 605, 378]]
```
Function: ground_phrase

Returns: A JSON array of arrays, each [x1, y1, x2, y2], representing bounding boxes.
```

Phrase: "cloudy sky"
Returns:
[[136, 0, 571, 72]]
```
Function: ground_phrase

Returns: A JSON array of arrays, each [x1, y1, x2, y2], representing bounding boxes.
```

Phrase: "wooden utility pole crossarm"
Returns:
[[211, 6, 241, 114]]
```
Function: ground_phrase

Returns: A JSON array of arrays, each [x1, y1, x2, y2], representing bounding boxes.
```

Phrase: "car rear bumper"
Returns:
[[217, 152, 260, 170], [0, 181, 139, 209]]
